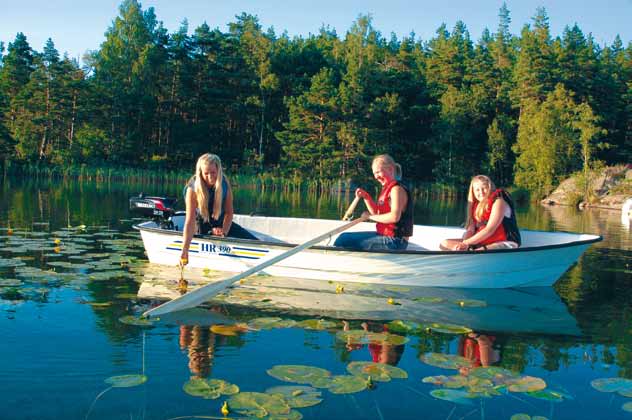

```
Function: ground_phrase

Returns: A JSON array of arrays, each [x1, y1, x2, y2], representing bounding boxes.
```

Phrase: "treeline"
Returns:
[[0, 0, 630, 196]]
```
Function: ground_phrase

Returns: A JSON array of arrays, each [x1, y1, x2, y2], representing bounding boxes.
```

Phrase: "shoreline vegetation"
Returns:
[[0, 0, 630, 204], [1, 160, 462, 200]]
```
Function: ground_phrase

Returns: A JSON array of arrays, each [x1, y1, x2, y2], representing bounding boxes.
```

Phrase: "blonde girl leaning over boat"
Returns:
[[440, 175, 521, 251], [334, 154, 413, 251], [180, 153, 255, 264]]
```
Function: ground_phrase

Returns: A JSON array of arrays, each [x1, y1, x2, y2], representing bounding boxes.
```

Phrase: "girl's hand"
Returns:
[[453, 242, 469, 251], [180, 252, 189, 266], [355, 188, 370, 200], [211, 227, 224, 237]]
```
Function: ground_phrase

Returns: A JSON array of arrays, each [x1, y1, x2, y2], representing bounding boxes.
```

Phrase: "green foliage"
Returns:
[[0, 2, 629, 191], [513, 84, 604, 198]]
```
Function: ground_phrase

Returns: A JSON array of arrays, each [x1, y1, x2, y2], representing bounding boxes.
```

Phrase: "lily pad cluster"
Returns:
[[591, 377, 632, 413], [267, 362, 408, 396], [420, 357, 552, 404], [226, 391, 304, 419], [183, 378, 239, 399], [0, 224, 145, 307], [335, 329, 409, 346], [386, 319, 472, 335]]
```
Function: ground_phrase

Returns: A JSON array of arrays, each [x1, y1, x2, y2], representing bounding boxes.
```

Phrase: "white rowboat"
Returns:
[[134, 213, 601, 288]]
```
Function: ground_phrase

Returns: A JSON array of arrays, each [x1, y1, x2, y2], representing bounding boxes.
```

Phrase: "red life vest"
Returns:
[[376, 180, 413, 237], [472, 189, 508, 245]]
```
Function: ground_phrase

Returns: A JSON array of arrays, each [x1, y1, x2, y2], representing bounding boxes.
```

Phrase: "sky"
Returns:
[[1, 0, 631, 62]]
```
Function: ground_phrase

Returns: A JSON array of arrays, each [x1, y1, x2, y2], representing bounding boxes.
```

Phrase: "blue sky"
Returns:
[[1, 0, 630, 61]]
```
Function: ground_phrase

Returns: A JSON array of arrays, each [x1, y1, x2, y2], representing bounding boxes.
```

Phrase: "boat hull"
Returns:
[[135, 214, 601, 288]]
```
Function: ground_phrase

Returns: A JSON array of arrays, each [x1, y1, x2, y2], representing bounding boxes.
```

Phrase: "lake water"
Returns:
[[1, 177, 631, 420]]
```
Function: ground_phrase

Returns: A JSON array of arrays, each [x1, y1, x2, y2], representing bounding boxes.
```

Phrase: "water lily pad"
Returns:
[[510, 415, 531, 420], [227, 392, 291, 418], [430, 389, 474, 405], [619, 389, 632, 397], [183, 378, 239, 399], [387, 320, 421, 334], [591, 377, 632, 393], [0, 279, 23, 287], [249, 317, 297, 330], [210, 324, 248, 336], [508, 376, 546, 393], [527, 389, 568, 402], [623, 401, 632, 413], [118, 315, 156, 327], [419, 353, 474, 370], [421, 323, 472, 334], [347, 361, 408, 382], [104, 374, 147, 387], [265, 385, 322, 408], [469, 366, 520, 383], [296, 319, 338, 330], [422, 375, 468, 389], [326, 375, 368, 394], [335, 330, 409, 346], [267, 365, 332, 386], [466, 377, 502, 397]]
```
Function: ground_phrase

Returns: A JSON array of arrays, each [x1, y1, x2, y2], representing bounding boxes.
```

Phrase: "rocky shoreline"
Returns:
[[541, 165, 632, 210]]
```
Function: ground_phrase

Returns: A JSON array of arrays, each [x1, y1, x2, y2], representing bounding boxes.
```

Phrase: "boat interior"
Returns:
[[152, 212, 600, 252]]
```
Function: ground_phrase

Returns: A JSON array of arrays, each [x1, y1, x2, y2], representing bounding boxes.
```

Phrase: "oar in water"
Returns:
[[143, 213, 369, 317]]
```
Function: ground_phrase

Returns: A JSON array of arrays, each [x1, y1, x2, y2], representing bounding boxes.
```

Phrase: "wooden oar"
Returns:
[[143, 213, 369, 317], [342, 195, 361, 221]]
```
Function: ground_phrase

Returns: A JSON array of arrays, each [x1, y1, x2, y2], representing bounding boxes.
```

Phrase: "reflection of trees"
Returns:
[[542, 205, 631, 250], [86, 278, 145, 344]]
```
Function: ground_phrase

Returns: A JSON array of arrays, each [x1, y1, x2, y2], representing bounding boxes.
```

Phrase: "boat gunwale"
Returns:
[[132, 219, 603, 256]]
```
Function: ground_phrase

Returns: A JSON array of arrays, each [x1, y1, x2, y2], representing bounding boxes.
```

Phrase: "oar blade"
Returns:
[[143, 277, 235, 317]]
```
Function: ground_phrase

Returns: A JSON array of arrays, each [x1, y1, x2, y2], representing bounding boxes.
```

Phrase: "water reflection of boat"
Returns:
[[134, 212, 601, 288], [136, 265, 581, 336]]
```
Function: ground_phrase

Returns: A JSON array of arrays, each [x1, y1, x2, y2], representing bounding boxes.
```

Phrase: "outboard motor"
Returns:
[[129, 193, 177, 229]]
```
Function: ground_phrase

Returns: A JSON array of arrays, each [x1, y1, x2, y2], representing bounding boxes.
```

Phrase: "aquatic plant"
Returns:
[[183, 378, 239, 399], [267, 365, 332, 387], [346, 362, 408, 382]]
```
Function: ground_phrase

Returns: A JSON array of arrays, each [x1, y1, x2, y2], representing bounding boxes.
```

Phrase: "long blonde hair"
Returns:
[[372, 154, 402, 181], [465, 175, 496, 228], [190, 153, 224, 222]]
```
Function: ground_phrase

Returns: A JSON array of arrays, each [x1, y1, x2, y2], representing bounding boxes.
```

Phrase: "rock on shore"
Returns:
[[541, 165, 632, 209]]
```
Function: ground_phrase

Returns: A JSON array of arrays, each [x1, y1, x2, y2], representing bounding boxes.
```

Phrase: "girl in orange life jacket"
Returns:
[[334, 154, 413, 251], [440, 175, 521, 251]]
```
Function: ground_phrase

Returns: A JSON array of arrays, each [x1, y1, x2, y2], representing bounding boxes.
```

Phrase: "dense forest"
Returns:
[[0, 0, 630, 196]]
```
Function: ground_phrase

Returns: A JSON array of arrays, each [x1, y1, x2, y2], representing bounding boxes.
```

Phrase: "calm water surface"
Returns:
[[1, 177, 631, 420]]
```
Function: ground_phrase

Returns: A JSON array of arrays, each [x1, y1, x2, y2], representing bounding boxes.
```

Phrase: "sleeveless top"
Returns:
[[375, 180, 414, 238], [187, 176, 228, 233], [472, 189, 521, 246]]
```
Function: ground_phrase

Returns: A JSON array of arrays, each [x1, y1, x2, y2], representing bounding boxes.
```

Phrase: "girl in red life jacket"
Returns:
[[334, 154, 413, 251], [440, 175, 521, 251]]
